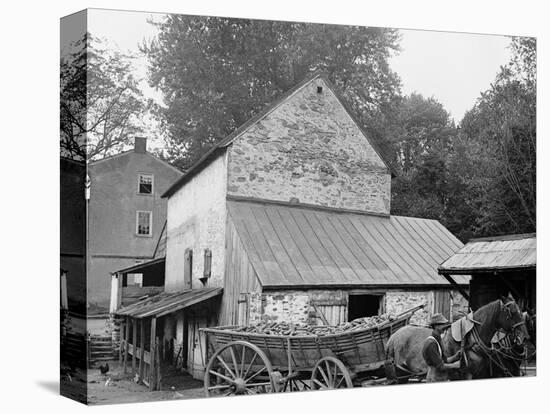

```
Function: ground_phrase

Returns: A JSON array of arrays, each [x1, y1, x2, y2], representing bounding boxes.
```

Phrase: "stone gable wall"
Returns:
[[227, 78, 391, 214]]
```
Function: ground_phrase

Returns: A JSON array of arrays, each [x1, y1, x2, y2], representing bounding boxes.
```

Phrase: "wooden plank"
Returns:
[[132, 318, 137, 374], [441, 274, 470, 301], [149, 317, 157, 391], [139, 319, 145, 380], [155, 337, 161, 390], [117, 272, 123, 312], [118, 322, 124, 363], [123, 317, 130, 373]]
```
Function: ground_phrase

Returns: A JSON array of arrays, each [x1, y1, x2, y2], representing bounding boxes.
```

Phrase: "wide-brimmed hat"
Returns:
[[430, 313, 450, 327]]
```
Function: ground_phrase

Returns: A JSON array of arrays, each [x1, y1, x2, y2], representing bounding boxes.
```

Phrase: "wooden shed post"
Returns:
[[149, 316, 157, 390], [139, 318, 145, 380], [119, 320, 124, 363], [132, 318, 137, 374], [123, 316, 130, 373]]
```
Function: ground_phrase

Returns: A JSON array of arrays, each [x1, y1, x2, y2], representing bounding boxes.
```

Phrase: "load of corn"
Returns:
[[232, 314, 398, 336]]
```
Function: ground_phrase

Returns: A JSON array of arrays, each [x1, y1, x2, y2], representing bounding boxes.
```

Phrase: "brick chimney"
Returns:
[[134, 137, 147, 153]]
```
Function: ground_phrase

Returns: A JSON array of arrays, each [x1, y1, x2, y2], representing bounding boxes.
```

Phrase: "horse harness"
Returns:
[[462, 300, 527, 377]]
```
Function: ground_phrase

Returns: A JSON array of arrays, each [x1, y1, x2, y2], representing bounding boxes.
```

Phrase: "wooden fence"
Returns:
[[119, 316, 161, 390]]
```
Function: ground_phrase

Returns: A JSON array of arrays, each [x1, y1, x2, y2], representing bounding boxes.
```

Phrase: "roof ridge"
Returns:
[[468, 233, 536, 243], [227, 195, 390, 218]]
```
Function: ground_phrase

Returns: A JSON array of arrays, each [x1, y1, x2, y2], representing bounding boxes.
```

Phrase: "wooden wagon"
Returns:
[[201, 305, 423, 396]]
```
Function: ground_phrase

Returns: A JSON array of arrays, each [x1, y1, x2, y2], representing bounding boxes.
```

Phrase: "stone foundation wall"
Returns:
[[384, 290, 433, 326], [248, 290, 347, 326], [243, 288, 458, 328], [450, 289, 470, 321]]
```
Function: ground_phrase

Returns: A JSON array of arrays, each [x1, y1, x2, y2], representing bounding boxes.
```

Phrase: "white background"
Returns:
[[0, 1, 547, 413]]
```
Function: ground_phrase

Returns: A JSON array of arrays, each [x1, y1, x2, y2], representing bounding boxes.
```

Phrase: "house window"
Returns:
[[136, 211, 152, 236], [138, 173, 153, 195]]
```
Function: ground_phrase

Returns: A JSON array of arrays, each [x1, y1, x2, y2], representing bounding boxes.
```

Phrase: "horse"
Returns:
[[385, 294, 529, 381]]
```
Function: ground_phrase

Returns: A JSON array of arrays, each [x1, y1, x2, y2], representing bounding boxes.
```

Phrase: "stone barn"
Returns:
[[117, 72, 468, 382]]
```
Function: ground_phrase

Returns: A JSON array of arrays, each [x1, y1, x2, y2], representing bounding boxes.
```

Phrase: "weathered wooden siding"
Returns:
[[220, 215, 262, 325]]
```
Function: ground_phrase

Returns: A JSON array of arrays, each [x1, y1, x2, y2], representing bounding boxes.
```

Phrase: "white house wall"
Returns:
[[165, 153, 228, 292]]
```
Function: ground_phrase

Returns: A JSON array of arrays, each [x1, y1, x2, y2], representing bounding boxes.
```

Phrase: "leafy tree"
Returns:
[[60, 34, 147, 160], [458, 37, 536, 237], [392, 37, 536, 242], [142, 16, 402, 171], [390, 94, 457, 221]]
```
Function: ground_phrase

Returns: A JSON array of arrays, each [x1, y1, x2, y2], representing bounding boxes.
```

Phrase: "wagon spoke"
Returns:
[[229, 347, 240, 377], [311, 357, 352, 390], [240, 345, 247, 377], [216, 355, 237, 379], [248, 382, 272, 388], [318, 365, 330, 386], [207, 384, 232, 391], [242, 352, 258, 380], [209, 369, 234, 384], [325, 360, 333, 385], [204, 341, 276, 397], [245, 366, 267, 383], [313, 379, 327, 389]]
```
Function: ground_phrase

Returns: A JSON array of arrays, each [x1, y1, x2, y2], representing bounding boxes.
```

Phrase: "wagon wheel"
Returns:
[[311, 356, 353, 390], [204, 340, 277, 397]]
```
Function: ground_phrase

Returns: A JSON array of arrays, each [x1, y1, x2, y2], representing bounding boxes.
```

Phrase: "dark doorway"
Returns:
[[348, 294, 383, 321]]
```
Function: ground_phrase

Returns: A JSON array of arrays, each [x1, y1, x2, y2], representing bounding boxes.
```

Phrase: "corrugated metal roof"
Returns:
[[438, 233, 536, 274], [115, 287, 223, 319], [228, 200, 467, 288]]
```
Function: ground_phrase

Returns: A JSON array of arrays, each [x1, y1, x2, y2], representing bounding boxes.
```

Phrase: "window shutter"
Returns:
[[203, 249, 212, 278], [184, 249, 193, 289]]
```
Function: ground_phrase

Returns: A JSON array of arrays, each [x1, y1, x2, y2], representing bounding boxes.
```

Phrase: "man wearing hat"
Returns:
[[422, 313, 461, 382]]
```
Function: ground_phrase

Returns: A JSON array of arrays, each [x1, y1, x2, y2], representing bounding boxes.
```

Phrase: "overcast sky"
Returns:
[[85, 8, 512, 126]]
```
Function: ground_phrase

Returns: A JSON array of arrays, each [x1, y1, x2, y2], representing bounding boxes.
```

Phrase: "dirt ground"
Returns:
[[59, 359, 537, 405], [61, 361, 205, 405]]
